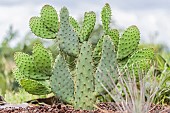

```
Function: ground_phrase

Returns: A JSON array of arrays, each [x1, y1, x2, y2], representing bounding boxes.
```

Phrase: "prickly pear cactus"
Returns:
[[57, 7, 80, 56], [50, 54, 74, 104], [69, 16, 80, 35], [95, 35, 117, 94], [108, 29, 119, 51], [123, 48, 154, 75], [79, 12, 96, 42], [69, 12, 96, 42], [20, 79, 51, 95], [51, 42, 96, 110], [26, 3, 156, 110], [93, 29, 119, 62], [74, 42, 96, 110], [117, 25, 140, 60], [13, 42, 53, 95], [29, 17, 56, 39], [41, 5, 59, 32], [29, 5, 59, 39], [101, 3, 111, 34]]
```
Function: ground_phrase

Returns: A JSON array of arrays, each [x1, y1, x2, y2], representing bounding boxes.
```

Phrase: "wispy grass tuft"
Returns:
[[97, 63, 164, 113]]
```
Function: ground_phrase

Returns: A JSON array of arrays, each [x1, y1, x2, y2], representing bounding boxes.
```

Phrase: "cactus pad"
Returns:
[[124, 48, 154, 75], [41, 5, 59, 32], [108, 29, 119, 51], [126, 48, 154, 66], [57, 7, 79, 56], [13, 68, 25, 83], [79, 12, 96, 42], [14, 43, 53, 80], [93, 36, 104, 57], [20, 79, 51, 95], [125, 59, 152, 76], [29, 17, 56, 39], [33, 43, 53, 76], [117, 25, 140, 60], [95, 35, 117, 94], [50, 54, 74, 104], [14, 52, 44, 79], [74, 42, 95, 110], [101, 3, 111, 33], [69, 16, 80, 34]]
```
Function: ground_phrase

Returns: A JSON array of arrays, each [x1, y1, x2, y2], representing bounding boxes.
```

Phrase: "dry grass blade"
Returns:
[[97, 62, 164, 113]]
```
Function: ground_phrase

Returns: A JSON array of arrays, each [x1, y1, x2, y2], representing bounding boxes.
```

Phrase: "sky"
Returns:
[[1, 0, 170, 48]]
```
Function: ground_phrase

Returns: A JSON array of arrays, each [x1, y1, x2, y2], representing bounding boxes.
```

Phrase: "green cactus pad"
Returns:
[[14, 43, 52, 80], [12, 68, 25, 83], [41, 5, 59, 33], [50, 54, 74, 104], [93, 29, 119, 62], [95, 35, 117, 94], [93, 36, 104, 56], [118, 58, 129, 70], [101, 3, 111, 33], [117, 25, 140, 60], [57, 7, 79, 56], [125, 59, 152, 76], [79, 11, 96, 42], [14, 52, 43, 79], [74, 42, 95, 110], [93, 36, 104, 65], [123, 48, 154, 76], [108, 29, 119, 51], [29, 17, 56, 39], [69, 16, 80, 34], [32, 43, 53, 76], [20, 79, 51, 95], [126, 48, 154, 66]]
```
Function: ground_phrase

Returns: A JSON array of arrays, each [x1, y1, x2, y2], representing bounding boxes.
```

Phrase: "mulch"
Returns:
[[0, 102, 170, 113]]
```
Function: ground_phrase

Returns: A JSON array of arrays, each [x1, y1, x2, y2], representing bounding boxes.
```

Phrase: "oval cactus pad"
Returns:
[[117, 25, 140, 60]]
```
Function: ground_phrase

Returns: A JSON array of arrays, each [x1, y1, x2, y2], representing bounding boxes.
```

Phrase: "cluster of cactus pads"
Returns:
[[13, 43, 52, 95], [13, 3, 154, 110]]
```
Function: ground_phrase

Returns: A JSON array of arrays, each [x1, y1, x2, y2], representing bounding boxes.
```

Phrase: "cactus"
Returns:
[[50, 54, 74, 104], [69, 16, 80, 34], [13, 42, 53, 95], [22, 3, 155, 110], [123, 48, 154, 76], [117, 25, 140, 60], [51, 36, 115, 110], [57, 7, 80, 56], [95, 35, 117, 94], [108, 29, 119, 51], [29, 17, 56, 39], [20, 79, 51, 95], [40, 5, 59, 32], [29, 5, 59, 39], [79, 12, 96, 42], [74, 42, 95, 109], [101, 3, 112, 34], [69, 12, 96, 42], [50, 42, 96, 110]]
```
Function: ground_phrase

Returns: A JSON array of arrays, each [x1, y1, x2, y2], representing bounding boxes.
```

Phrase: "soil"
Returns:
[[0, 102, 170, 113], [1, 96, 170, 113]]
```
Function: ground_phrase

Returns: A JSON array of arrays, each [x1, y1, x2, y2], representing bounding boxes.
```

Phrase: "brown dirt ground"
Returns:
[[0, 102, 170, 113]]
